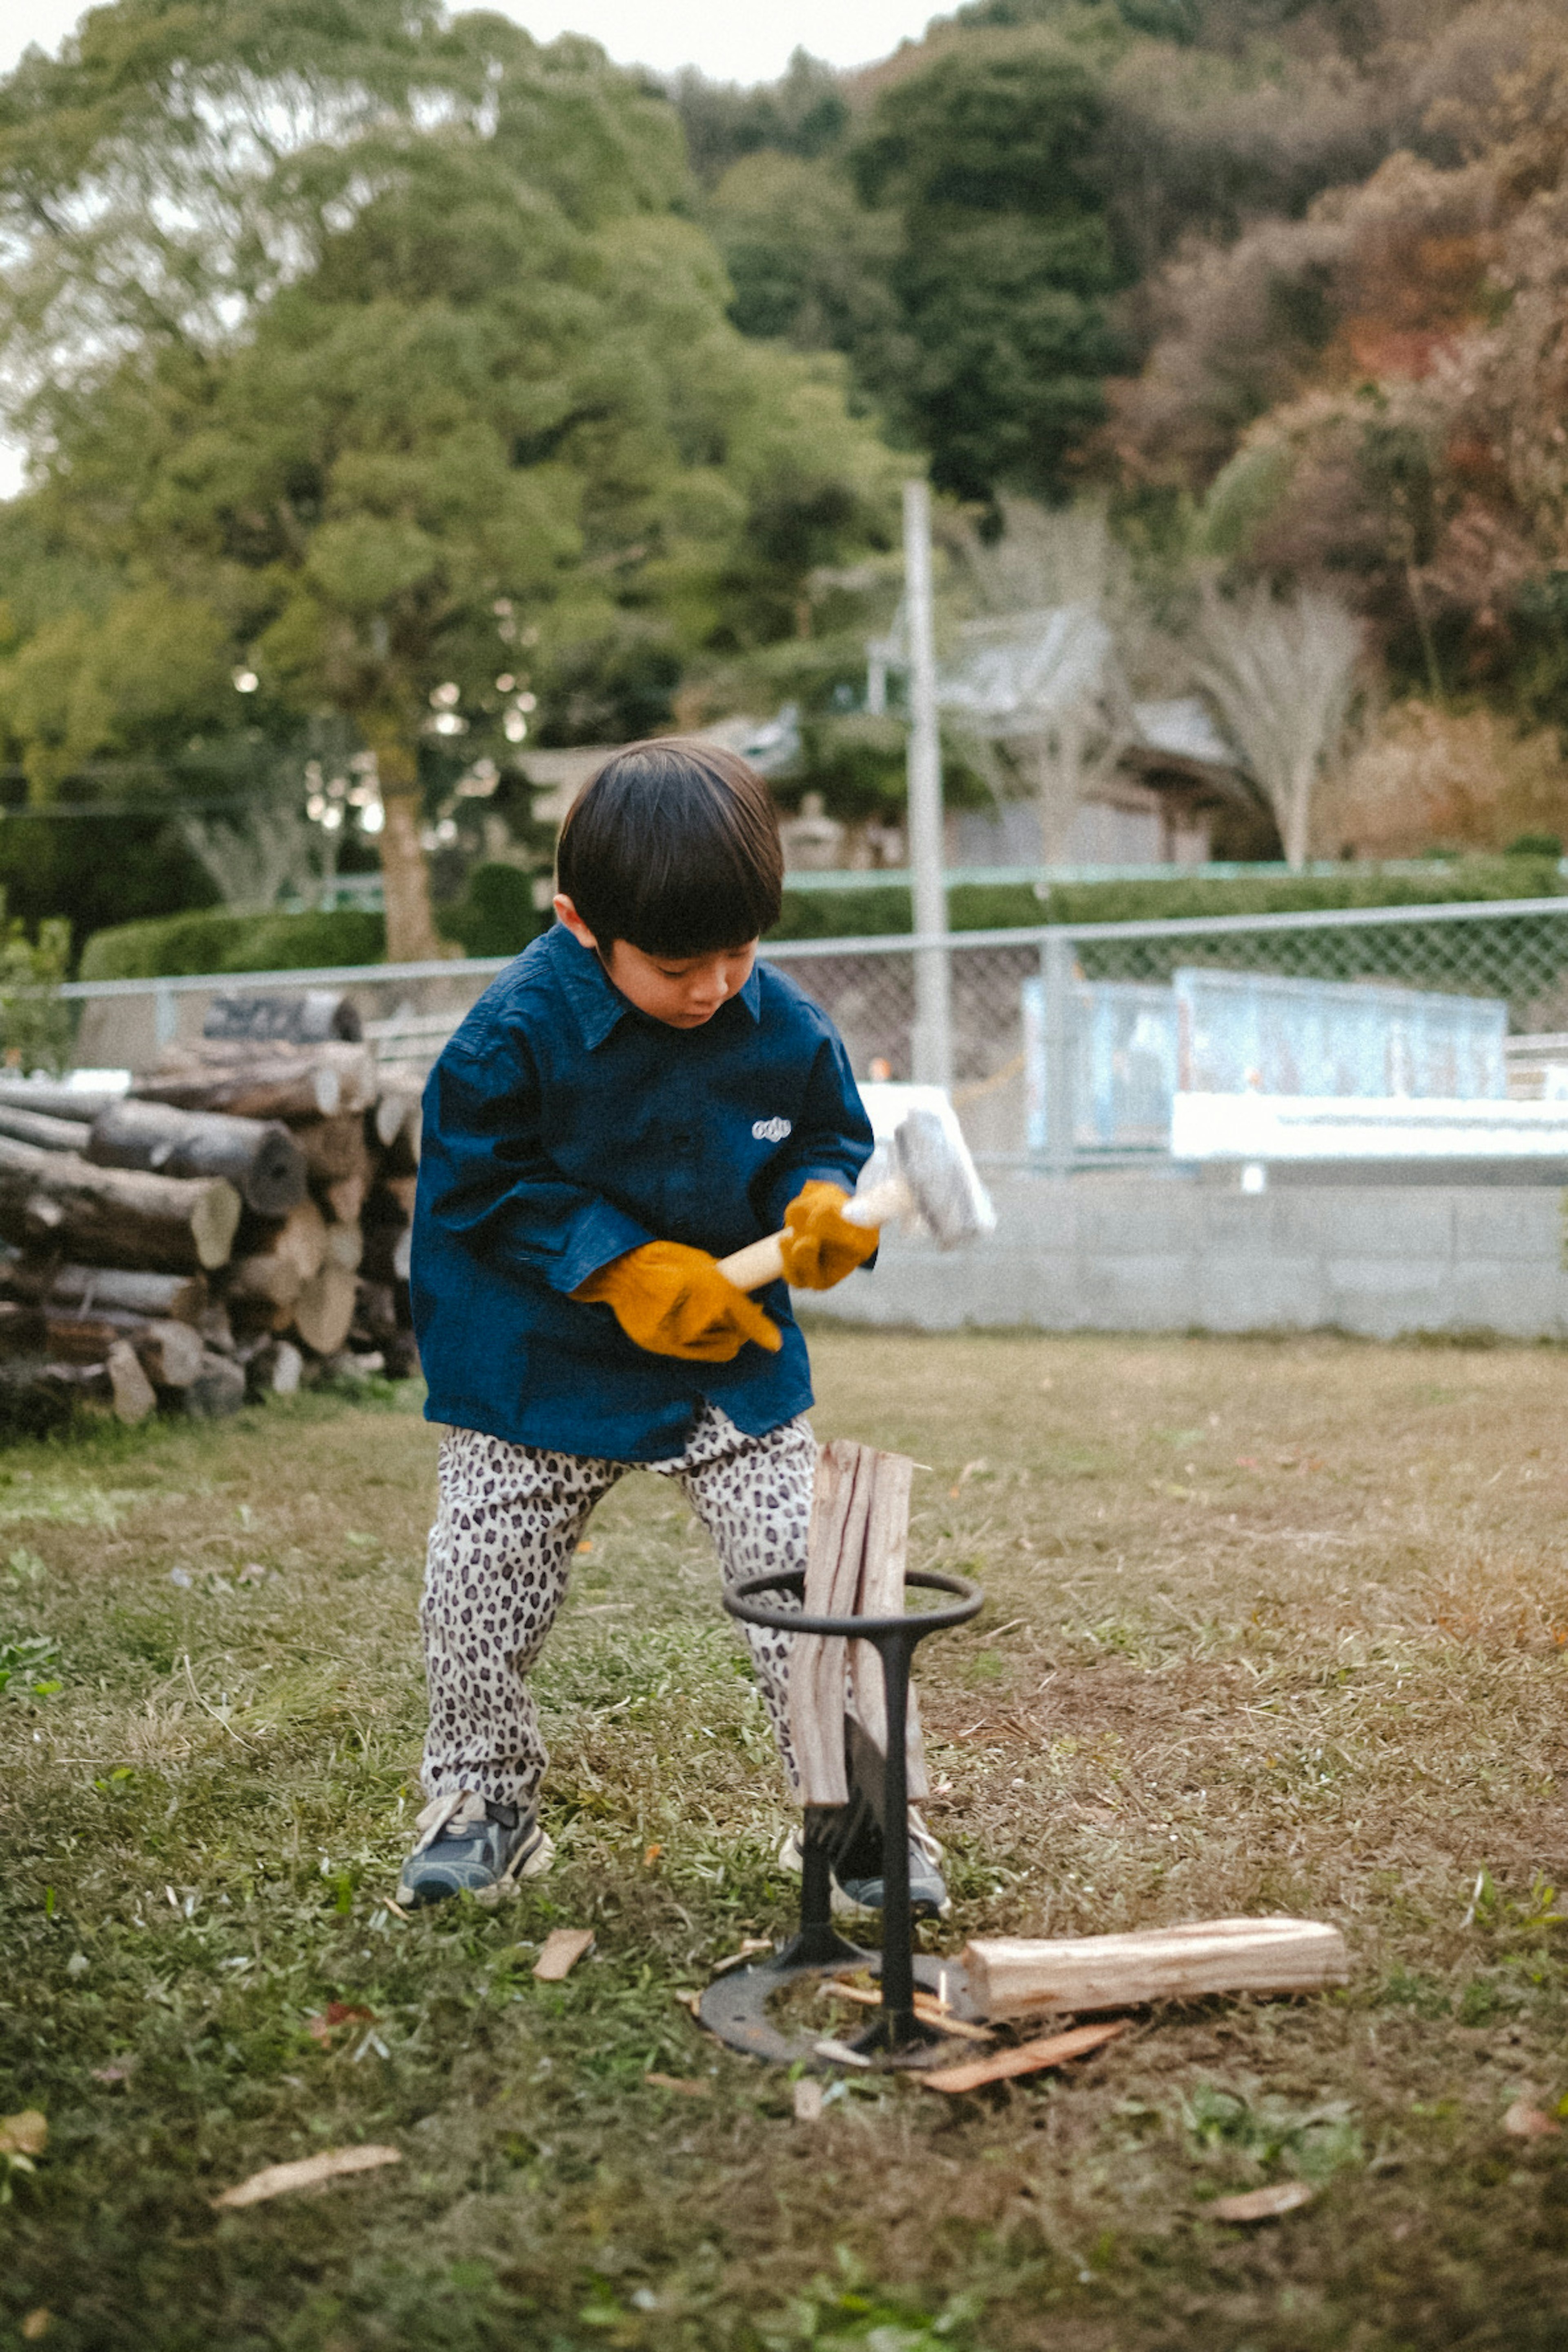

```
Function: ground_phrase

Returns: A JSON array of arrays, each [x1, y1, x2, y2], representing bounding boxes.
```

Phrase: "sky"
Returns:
[[1, 0, 934, 89]]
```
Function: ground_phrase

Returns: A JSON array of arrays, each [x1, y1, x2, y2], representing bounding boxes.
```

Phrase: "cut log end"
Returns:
[[192, 1181, 243, 1270]]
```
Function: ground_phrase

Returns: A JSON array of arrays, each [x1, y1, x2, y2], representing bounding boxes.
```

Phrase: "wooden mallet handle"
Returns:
[[716, 1174, 910, 1292]]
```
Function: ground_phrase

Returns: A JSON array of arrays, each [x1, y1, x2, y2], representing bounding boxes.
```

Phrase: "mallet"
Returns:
[[717, 1108, 995, 1292]]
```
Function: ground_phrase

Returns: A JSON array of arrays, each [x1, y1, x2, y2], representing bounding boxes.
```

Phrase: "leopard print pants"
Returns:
[[420, 1404, 814, 1810]]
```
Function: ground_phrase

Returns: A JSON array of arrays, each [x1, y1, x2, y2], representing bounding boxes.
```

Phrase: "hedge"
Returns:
[[78, 855, 1568, 979], [79, 907, 387, 981], [768, 856, 1567, 941]]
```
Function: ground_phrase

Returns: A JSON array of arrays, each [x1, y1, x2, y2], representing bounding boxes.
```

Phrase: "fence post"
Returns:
[[154, 982, 177, 1053], [1040, 930, 1074, 1180], [903, 479, 952, 1091]]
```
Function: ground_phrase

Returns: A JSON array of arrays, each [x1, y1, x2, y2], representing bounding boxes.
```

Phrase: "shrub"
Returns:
[[436, 863, 547, 959], [79, 907, 385, 980]]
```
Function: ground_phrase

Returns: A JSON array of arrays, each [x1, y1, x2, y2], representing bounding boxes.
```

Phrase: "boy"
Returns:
[[400, 738, 948, 1915]]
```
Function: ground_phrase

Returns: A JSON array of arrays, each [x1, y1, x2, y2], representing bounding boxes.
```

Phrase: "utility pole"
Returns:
[[903, 478, 952, 1091]]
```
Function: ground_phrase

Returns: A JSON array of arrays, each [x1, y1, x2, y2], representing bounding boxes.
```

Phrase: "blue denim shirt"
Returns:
[[412, 922, 874, 1460]]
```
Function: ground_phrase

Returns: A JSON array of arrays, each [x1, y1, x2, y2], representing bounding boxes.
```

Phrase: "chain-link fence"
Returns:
[[58, 895, 1568, 1170], [764, 896, 1568, 1166]]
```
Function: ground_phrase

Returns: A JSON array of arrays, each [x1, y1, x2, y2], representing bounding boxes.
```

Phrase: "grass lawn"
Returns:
[[3, 1328, 1568, 2350]]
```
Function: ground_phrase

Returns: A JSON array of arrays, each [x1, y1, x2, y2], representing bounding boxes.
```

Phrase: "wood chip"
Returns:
[[817, 1980, 991, 2043], [1503, 2098, 1562, 2139], [533, 1927, 595, 1981], [813, 2037, 874, 2069], [922, 2018, 1125, 2094], [793, 2078, 824, 2121], [1209, 2180, 1316, 2223], [644, 2072, 712, 2097], [710, 1938, 774, 1974], [211, 2144, 401, 2209]]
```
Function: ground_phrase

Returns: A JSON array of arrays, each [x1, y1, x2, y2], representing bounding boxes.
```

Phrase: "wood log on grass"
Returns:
[[138, 1040, 378, 1120], [133, 1040, 375, 1122], [17, 1307, 203, 1386], [87, 1100, 305, 1217], [292, 1115, 373, 1190], [373, 1090, 421, 1169], [43, 1265, 206, 1324], [238, 1197, 329, 1287], [0, 1137, 240, 1272], [962, 1918, 1351, 2023], [0, 1104, 103, 1154], [0, 1080, 120, 1123], [225, 1252, 305, 1318], [246, 1337, 304, 1397], [183, 1350, 247, 1418]]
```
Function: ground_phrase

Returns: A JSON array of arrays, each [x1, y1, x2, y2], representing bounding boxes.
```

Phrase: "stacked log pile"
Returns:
[[0, 1001, 421, 1427]]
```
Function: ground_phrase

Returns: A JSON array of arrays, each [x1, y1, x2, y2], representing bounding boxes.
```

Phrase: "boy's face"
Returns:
[[554, 896, 758, 1029]]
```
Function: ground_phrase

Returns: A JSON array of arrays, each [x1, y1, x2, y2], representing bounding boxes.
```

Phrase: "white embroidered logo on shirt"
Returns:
[[752, 1117, 793, 1142]]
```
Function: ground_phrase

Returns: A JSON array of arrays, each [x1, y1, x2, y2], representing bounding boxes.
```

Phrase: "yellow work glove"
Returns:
[[777, 1179, 879, 1291], [573, 1241, 782, 1362]]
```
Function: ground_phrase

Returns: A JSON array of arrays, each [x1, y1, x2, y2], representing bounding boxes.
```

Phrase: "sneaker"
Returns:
[[397, 1791, 553, 1908], [778, 1808, 950, 1919]]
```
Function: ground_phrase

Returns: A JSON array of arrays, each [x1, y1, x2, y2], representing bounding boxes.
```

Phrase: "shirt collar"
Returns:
[[552, 924, 762, 1050]]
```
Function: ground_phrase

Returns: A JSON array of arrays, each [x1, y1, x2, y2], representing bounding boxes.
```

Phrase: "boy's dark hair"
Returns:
[[556, 737, 784, 956]]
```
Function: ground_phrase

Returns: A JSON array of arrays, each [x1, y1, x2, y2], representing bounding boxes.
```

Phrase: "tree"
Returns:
[[1193, 583, 1362, 866], [0, 0, 900, 958], [849, 32, 1129, 501]]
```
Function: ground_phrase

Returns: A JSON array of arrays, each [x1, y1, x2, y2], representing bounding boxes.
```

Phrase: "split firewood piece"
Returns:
[[106, 1338, 157, 1425], [962, 1918, 1350, 2023], [247, 1337, 304, 1396], [247, 1198, 330, 1287], [225, 1252, 306, 1318], [0, 1137, 240, 1272], [323, 1220, 363, 1273], [292, 1115, 374, 1193], [849, 1448, 928, 1803], [788, 1439, 874, 1805], [533, 1927, 595, 1981], [134, 1319, 206, 1389], [87, 1101, 305, 1218], [372, 1089, 421, 1163], [292, 1266, 357, 1356], [922, 2018, 1126, 2096], [211, 2143, 401, 2210]]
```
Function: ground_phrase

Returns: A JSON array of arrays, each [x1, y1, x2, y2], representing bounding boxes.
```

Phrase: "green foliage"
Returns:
[[79, 906, 384, 981], [0, 915, 71, 1071], [706, 151, 905, 368], [0, 1635, 61, 1699], [0, 0, 900, 953], [670, 48, 850, 185], [436, 863, 547, 959], [849, 33, 1127, 499], [1182, 2080, 1363, 2185]]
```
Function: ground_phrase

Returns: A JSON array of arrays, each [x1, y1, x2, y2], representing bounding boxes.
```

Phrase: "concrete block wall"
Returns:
[[802, 1176, 1568, 1341]]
